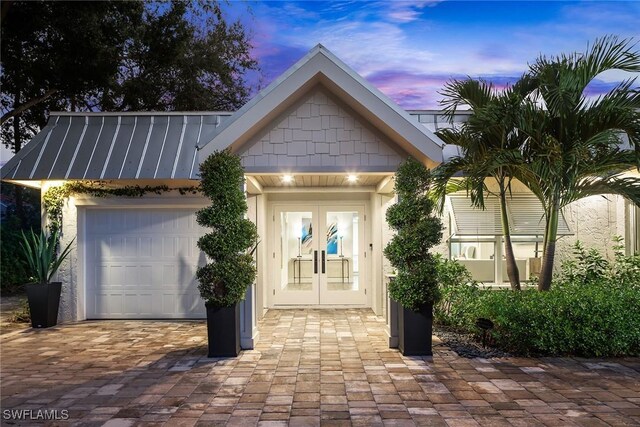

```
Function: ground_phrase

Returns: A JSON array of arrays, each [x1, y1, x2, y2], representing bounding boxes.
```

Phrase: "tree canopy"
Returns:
[[518, 35, 640, 291], [433, 36, 640, 291], [1, 0, 258, 152], [433, 76, 537, 291]]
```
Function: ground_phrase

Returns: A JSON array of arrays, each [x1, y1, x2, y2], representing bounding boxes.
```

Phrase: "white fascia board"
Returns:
[[198, 45, 327, 157], [198, 45, 444, 166], [199, 54, 324, 158], [315, 58, 443, 165]]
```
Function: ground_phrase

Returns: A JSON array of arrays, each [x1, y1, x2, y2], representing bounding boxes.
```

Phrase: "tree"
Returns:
[[1, 0, 257, 225], [1, 1, 256, 126], [433, 76, 536, 290], [1, 1, 141, 226], [1, 1, 142, 126], [518, 36, 640, 291], [99, 1, 257, 112]]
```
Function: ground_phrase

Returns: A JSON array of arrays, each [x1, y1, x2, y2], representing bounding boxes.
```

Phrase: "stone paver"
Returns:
[[1, 309, 639, 426]]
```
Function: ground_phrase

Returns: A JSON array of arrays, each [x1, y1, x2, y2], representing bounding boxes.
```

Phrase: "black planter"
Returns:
[[25, 282, 62, 328], [205, 302, 240, 357], [398, 303, 433, 356]]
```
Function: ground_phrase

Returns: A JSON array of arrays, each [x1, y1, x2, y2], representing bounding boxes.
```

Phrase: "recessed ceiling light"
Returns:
[[282, 174, 293, 183], [347, 174, 358, 183]]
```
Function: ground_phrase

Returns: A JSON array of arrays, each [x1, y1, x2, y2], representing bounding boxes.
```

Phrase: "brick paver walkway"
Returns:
[[1, 309, 639, 426]]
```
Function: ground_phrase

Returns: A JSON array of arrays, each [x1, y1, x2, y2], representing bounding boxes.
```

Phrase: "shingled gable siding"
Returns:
[[239, 87, 406, 169]]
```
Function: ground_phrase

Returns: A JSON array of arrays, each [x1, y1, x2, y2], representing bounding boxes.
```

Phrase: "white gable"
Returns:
[[198, 44, 443, 171], [239, 87, 405, 171]]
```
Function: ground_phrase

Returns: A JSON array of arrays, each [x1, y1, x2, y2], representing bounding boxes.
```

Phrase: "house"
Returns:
[[2, 45, 638, 348]]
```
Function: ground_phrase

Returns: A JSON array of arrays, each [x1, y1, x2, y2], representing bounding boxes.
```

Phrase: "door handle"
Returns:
[[314, 250, 318, 274], [321, 250, 326, 274]]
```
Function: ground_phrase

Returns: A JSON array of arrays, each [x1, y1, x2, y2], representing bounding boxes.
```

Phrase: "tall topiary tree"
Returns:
[[196, 149, 258, 308], [384, 157, 443, 310]]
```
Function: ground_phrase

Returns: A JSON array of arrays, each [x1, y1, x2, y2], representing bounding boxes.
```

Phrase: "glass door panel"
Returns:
[[273, 207, 319, 305], [320, 206, 366, 305]]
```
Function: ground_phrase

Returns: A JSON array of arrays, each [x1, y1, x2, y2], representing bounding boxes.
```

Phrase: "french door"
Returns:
[[272, 203, 367, 305]]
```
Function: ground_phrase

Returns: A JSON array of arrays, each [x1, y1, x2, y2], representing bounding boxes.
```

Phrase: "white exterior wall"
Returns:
[[240, 87, 406, 170], [381, 195, 396, 276], [54, 190, 80, 323], [557, 194, 627, 266]]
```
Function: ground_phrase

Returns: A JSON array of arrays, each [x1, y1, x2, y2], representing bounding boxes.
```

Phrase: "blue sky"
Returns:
[[1, 0, 638, 164], [231, 0, 640, 109]]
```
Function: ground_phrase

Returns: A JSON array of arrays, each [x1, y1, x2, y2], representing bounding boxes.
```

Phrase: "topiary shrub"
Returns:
[[196, 149, 258, 307], [384, 157, 443, 310]]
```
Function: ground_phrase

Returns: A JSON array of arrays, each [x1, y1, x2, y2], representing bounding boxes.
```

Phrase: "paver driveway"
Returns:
[[1, 309, 639, 426]]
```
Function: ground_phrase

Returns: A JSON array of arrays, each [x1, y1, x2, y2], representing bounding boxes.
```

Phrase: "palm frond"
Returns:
[[439, 78, 493, 120], [569, 175, 640, 207]]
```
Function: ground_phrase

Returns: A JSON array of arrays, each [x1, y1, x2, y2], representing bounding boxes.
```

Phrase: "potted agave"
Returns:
[[196, 149, 259, 357], [20, 230, 74, 328], [384, 157, 443, 355]]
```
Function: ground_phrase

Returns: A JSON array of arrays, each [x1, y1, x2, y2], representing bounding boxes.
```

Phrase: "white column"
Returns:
[[240, 282, 258, 349], [240, 189, 259, 349], [494, 236, 503, 284]]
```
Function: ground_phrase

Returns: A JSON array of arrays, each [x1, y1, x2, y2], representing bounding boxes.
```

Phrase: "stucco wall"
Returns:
[[557, 194, 626, 266], [54, 192, 79, 323], [239, 87, 406, 169]]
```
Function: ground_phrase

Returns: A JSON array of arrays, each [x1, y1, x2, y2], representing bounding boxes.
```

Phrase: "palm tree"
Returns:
[[518, 35, 640, 291], [433, 76, 536, 291]]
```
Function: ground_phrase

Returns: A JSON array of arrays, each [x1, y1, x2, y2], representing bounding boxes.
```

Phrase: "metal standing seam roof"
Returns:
[[409, 110, 468, 163], [0, 112, 231, 181]]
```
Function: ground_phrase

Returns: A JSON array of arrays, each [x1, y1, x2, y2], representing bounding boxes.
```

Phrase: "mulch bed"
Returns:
[[434, 324, 511, 359]]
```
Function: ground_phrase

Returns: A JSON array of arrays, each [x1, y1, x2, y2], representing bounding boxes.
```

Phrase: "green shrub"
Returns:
[[20, 229, 74, 284], [435, 241, 640, 357], [476, 283, 640, 356], [196, 150, 258, 307], [1, 218, 30, 294], [384, 158, 443, 310], [0, 184, 41, 295], [559, 241, 609, 286], [433, 255, 480, 329]]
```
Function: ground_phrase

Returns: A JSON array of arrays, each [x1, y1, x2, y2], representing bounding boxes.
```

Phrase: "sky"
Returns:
[[1, 0, 639, 164], [230, 0, 640, 109]]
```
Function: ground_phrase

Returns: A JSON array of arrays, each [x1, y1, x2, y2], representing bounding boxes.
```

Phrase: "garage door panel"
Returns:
[[86, 208, 207, 319]]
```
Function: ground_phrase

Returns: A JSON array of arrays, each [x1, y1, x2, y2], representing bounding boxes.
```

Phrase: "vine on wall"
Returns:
[[43, 181, 200, 236]]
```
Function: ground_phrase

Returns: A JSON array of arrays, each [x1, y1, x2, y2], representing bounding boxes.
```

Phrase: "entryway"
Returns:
[[270, 202, 368, 306]]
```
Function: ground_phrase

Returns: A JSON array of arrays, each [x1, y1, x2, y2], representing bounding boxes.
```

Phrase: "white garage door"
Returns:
[[85, 208, 207, 319]]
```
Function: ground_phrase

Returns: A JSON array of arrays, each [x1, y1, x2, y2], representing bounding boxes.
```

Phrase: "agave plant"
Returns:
[[20, 230, 74, 284]]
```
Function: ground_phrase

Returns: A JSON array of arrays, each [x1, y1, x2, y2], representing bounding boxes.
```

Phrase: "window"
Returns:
[[447, 194, 571, 284]]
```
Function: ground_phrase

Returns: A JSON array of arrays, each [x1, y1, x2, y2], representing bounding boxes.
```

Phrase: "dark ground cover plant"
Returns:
[[434, 241, 640, 357]]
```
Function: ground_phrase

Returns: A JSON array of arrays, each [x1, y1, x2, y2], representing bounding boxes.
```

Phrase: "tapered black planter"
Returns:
[[398, 303, 433, 356], [25, 282, 62, 328], [205, 302, 240, 357]]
